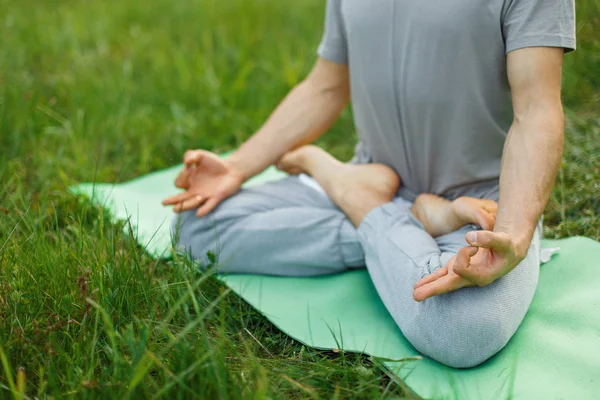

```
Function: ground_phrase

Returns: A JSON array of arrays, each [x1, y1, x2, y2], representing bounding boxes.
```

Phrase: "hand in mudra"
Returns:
[[162, 150, 244, 217], [413, 230, 526, 301]]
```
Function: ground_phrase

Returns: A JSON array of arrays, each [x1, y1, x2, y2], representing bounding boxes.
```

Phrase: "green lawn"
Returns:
[[1, 0, 598, 398]]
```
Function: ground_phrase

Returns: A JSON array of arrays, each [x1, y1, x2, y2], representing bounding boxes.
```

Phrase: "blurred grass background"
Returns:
[[0, 0, 598, 398]]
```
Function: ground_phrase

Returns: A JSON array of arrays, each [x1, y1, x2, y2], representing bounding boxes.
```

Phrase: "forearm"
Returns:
[[494, 110, 564, 258], [227, 72, 349, 181]]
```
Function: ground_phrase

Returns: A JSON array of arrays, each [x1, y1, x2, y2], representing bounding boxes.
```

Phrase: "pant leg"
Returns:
[[172, 176, 365, 276], [175, 176, 540, 368], [357, 197, 540, 368]]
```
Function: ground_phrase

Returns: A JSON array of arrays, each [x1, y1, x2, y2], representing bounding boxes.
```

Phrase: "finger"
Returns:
[[195, 197, 221, 218], [454, 261, 495, 286], [475, 210, 495, 231], [453, 246, 490, 285], [175, 195, 205, 212], [162, 191, 193, 206], [414, 266, 448, 290], [413, 274, 467, 302], [454, 265, 486, 286], [184, 150, 205, 167], [453, 246, 479, 271], [174, 169, 191, 189], [465, 230, 510, 251]]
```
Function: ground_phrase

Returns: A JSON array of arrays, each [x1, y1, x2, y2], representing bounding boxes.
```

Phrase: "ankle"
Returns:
[[305, 148, 341, 175], [336, 188, 389, 227]]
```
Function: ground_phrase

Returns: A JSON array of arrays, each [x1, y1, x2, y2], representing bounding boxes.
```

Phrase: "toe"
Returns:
[[481, 199, 498, 213], [475, 210, 496, 231]]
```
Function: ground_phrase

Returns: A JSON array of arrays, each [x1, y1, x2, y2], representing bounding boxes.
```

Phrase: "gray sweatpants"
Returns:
[[172, 176, 540, 368]]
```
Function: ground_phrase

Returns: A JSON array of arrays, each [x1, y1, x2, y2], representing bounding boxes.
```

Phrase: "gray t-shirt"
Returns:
[[318, 0, 576, 201]]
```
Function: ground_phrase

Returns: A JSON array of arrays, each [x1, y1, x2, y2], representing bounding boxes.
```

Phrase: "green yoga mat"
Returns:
[[71, 164, 600, 399]]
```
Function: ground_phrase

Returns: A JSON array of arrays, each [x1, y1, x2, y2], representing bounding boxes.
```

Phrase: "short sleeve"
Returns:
[[502, 0, 576, 54], [317, 0, 348, 64]]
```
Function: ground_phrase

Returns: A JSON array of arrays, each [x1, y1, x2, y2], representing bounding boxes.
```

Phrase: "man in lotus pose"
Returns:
[[163, 0, 575, 368]]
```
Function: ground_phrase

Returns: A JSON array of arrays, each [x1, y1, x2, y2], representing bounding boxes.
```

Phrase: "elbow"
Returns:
[[303, 64, 350, 105], [296, 78, 349, 108], [312, 79, 350, 105]]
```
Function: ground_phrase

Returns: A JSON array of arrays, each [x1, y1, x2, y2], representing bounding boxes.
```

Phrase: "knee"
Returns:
[[402, 306, 512, 368]]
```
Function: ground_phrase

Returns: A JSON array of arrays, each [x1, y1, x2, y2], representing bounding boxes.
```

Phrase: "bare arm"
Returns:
[[494, 47, 565, 258], [413, 47, 566, 299], [227, 58, 350, 181], [163, 58, 349, 215], [450, 47, 566, 286]]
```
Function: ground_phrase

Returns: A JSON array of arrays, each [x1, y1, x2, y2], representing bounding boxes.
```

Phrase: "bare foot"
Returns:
[[411, 194, 497, 237], [278, 145, 400, 226]]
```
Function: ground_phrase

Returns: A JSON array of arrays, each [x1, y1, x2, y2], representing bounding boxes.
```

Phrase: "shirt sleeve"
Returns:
[[502, 0, 576, 54], [317, 0, 348, 64]]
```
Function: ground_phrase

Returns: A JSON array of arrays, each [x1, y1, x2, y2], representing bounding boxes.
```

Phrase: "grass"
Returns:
[[0, 0, 598, 398]]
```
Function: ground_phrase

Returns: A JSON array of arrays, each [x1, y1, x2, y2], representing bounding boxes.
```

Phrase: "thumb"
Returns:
[[465, 230, 510, 251], [184, 150, 205, 167]]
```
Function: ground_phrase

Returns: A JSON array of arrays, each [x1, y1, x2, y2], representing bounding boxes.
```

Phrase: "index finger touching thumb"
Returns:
[[184, 150, 204, 167], [454, 246, 478, 270]]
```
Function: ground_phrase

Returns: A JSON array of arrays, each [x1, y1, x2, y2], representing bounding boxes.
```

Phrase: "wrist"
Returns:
[[224, 156, 249, 184], [493, 226, 531, 261], [512, 237, 531, 262]]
